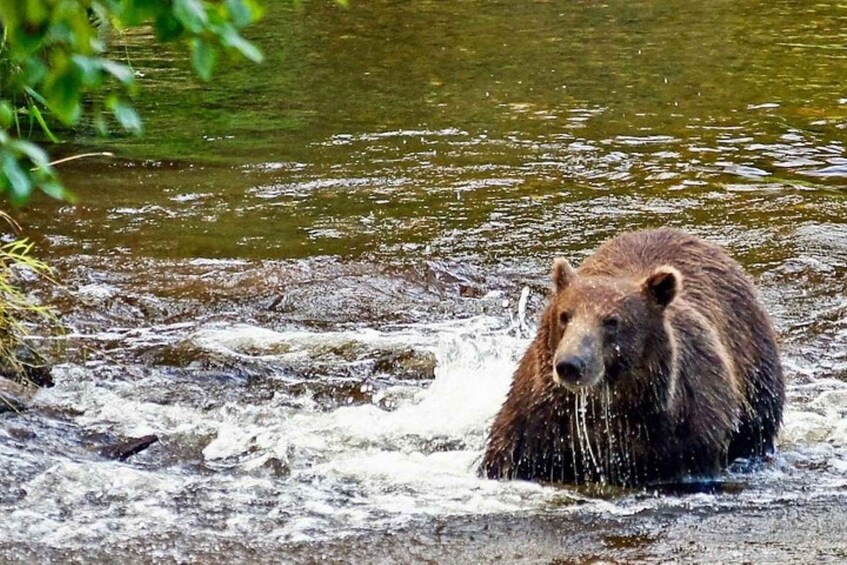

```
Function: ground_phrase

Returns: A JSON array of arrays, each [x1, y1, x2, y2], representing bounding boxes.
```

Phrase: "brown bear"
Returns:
[[481, 228, 784, 487]]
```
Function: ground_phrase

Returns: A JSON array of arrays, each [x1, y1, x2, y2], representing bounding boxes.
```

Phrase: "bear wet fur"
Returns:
[[481, 228, 784, 486]]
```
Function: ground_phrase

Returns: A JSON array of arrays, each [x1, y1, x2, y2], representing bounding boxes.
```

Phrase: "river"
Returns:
[[2, 0, 847, 562]]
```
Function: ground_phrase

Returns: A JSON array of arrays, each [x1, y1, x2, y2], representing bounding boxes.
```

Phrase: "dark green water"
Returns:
[[3, 1, 847, 562], [18, 0, 847, 263]]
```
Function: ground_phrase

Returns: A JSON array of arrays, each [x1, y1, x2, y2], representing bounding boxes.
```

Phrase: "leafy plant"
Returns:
[[0, 213, 57, 385], [0, 0, 265, 205], [0, 2, 275, 389]]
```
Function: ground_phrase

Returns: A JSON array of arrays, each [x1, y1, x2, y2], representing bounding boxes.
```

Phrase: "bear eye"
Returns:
[[559, 311, 572, 326], [602, 316, 620, 333]]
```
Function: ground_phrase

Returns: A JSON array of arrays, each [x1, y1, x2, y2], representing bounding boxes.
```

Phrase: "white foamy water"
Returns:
[[3, 312, 847, 552], [1, 318, 570, 548]]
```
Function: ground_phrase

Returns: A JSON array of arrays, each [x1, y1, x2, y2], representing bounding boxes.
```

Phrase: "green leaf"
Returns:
[[46, 70, 84, 125], [221, 27, 264, 63], [226, 0, 257, 27], [0, 103, 13, 130], [107, 98, 142, 134], [23, 87, 48, 107], [23, 1, 49, 23], [28, 104, 61, 143], [1, 153, 34, 204], [173, 0, 208, 33], [21, 58, 48, 86], [12, 139, 51, 169], [191, 38, 218, 81], [72, 55, 102, 87], [38, 179, 72, 202], [154, 12, 185, 41], [245, 0, 265, 20], [114, 103, 142, 134], [89, 3, 111, 30], [100, 60, 135, 85]]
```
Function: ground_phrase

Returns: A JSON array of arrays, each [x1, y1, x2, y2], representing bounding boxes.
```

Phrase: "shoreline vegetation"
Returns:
[[0, 0, 271, 407]]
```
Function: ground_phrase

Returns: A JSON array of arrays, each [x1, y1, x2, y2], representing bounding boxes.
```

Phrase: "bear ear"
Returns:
[[551, 257, 576, 292], [642, 265, 681, 308]]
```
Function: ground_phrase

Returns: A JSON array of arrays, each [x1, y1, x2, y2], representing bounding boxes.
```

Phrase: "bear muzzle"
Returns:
[[552, 339, 605, 390], [555, 356, 586, 385]]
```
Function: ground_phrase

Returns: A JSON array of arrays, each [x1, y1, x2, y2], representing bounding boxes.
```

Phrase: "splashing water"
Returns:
[[515, 286, 532, 338]]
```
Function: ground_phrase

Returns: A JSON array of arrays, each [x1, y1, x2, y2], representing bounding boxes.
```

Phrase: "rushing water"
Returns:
[[3, 0, 847, 562]]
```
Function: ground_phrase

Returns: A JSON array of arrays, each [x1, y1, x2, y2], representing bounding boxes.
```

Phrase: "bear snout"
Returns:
[[553, 331, 604, 388], [554, 356, 587, 385]]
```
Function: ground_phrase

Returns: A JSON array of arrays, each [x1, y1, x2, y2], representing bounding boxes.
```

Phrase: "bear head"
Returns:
[[547, 257, 681, 391]]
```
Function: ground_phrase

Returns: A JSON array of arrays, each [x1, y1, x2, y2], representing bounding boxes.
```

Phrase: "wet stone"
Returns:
[[0, 378, 34, 414], [275, 379, 382, 411], [371, 348, 437, 380], [459, 283, 485, 298], [6, 426, 37, 441], [0, 394, 27, 414], [145, 338, 437, 384], [99, 434, 160, 461], [132, 432, 216, 469], [0, 345, 54, 388], [244, 455, 291, 478]]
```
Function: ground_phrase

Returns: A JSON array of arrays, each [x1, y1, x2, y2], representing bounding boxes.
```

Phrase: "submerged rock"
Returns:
[[99, 434, 160, 461], [0, 345, 54, 388], [0, 378, 35, 414]]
